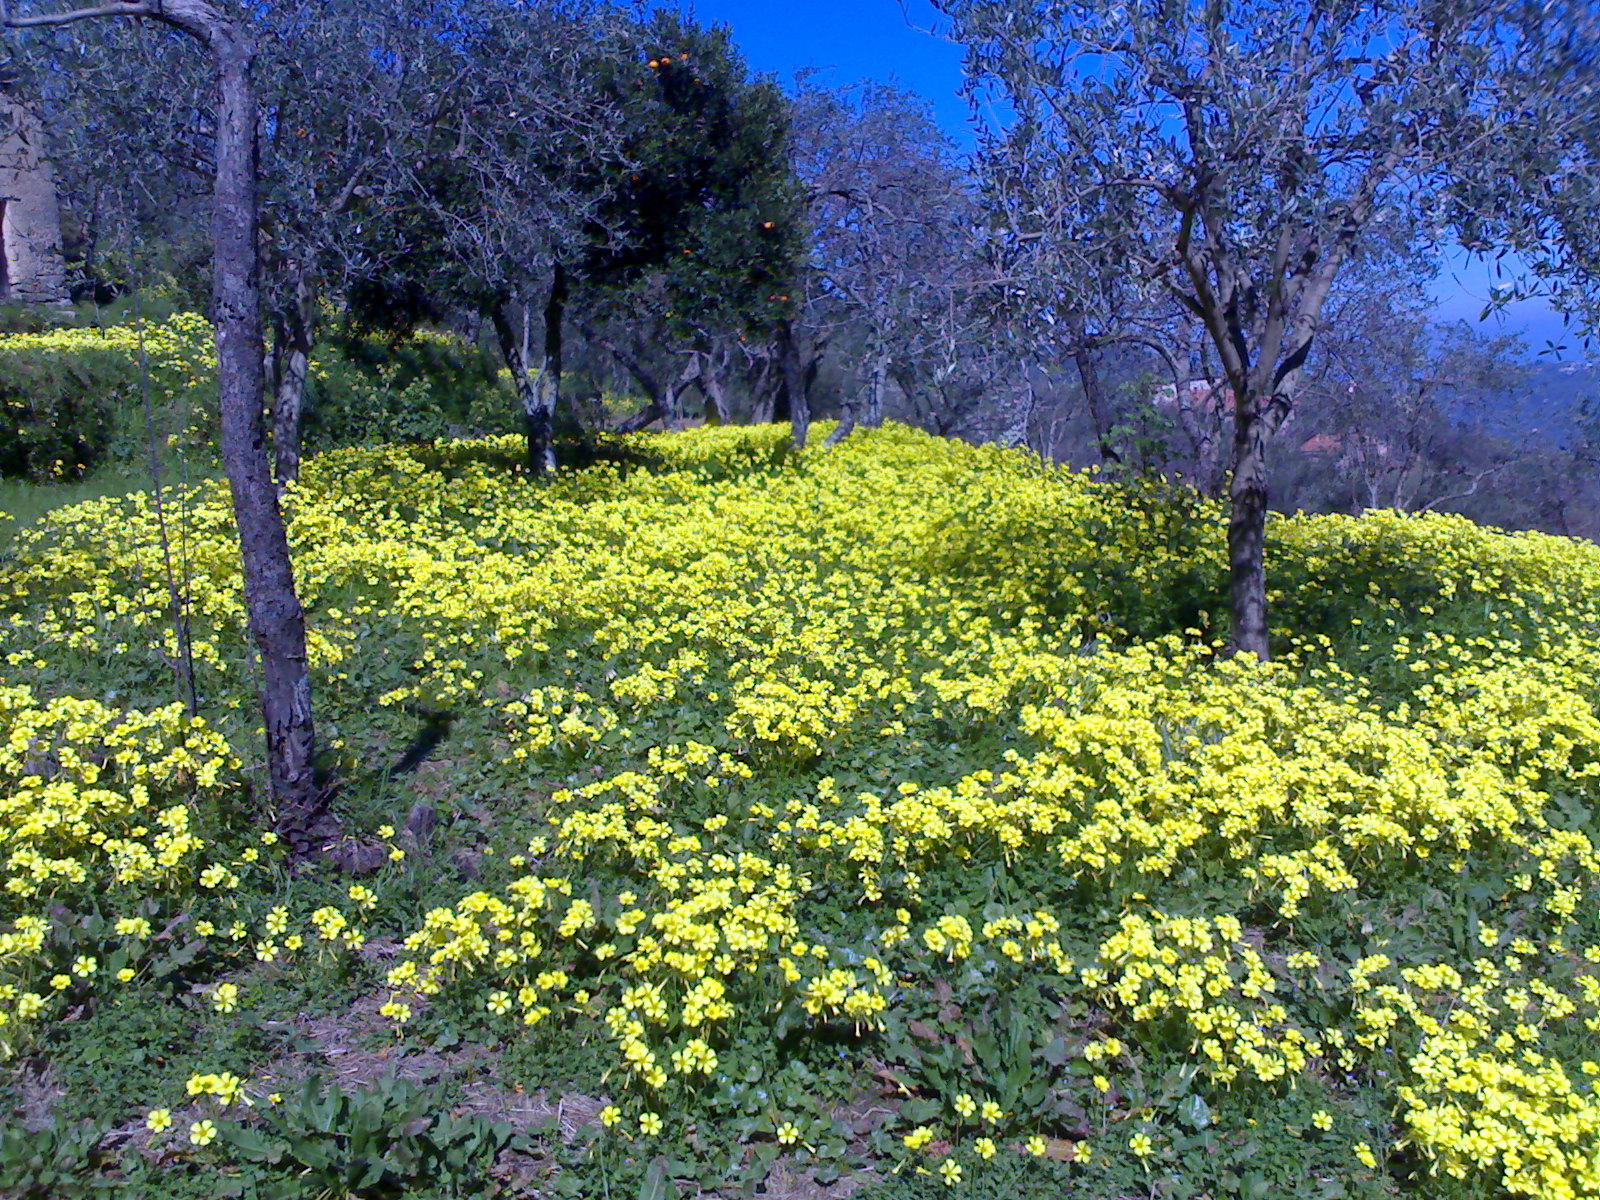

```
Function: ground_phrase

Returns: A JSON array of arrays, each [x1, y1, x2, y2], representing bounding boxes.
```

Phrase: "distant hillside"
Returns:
[[1485, 358, 1599, 446]]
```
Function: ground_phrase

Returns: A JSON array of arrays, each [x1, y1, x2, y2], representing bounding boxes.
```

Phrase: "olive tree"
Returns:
[[935, 0, 1600, 657], [22, 2, 512, 484], [789, 82, 969, 442], [341, 0, 628, 475], [1, 0, 332, 849], [1295, 301, 1535, 515]]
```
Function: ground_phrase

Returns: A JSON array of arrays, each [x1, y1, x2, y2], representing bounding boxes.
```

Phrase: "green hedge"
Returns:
[[0, 313, 216, 482], [0, 342, 139, 481], [0, 314, 524, 484]]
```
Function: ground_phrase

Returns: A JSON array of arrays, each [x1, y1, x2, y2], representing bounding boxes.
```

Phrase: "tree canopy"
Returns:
[[935, 0, 1600, 656]]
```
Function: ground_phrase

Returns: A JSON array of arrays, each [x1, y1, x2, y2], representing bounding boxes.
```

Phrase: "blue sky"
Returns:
[[688, 0, 969, 131], [689, 1, 1578, 357]]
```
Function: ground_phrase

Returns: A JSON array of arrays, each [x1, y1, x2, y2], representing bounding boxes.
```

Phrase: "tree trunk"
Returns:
[[864, 353, 887, 427], [2, 0, 330, 854], [615, 400, 663, 433], [538, 264, 566, 469], [663, 353, 701, 430], [826, 350, 885, 448], [890, 362, 919, 424], [702, 348, 732, 424], [749, 358, 778, 424], [1228, 401, 1271, 660], [1067, 313, 1120, 465], [270, 265, 315, 486], [490, 302, 535, 448], [491, 268, 564, 476], [210, 32, 327, 851], [823, 401, 856, 448], [778, 319, 808, 449], [587, 325, 668, 431]]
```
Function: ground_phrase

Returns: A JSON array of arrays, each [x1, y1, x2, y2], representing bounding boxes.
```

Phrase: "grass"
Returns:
[[0, 457, 216, 554], [1, 467, 150, 552]]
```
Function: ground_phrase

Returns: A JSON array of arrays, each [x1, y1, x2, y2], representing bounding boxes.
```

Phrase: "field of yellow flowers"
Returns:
[[3, 420, 1600, 1198]]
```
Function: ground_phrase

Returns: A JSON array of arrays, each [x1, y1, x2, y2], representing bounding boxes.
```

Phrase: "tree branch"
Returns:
[[1, 0, 153, 26]]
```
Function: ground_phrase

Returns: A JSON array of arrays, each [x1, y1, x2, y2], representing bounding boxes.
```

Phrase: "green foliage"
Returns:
[[0, 303, 82, 336], [0, 311, 217, 485], [304, 330, 518, 450], [0, 1120, 113, 1199], [0, 340, 137, 481], [583, 10, 804, 337], [42, 973, 283, 1129], [0, 464, 164, 553], [0, 308, 519, 504], [217, 1075, 518, 1199]]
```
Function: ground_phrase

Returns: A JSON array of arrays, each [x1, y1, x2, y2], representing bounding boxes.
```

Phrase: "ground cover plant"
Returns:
[[0, 313, 513, 500], [2, 418, 1600, 1199]]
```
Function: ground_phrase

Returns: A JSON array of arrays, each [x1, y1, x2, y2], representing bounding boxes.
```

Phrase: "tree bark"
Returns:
[[890, 362, 921, 427], [749, 360, 778, 424], [702, 362, 730, 424], [702, 343, 733, 424], [537, 263, 566, 470], [270, 264, 315, 486], [662, 353, 701, 430], [1228, 400, 1271, 660], [490, 267, 565, 476], [615, 400, 663, 433], [206, 24, 326, 850], [823, 401, 856, 448], [777, 319, 808, 449], [583, 325, 674, 433], [1066, 312, 1120, 465], [864, 352, 887, 427], [825, 350, 885, 448]]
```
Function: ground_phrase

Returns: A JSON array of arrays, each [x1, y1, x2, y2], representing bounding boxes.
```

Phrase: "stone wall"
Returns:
[[0, 97, 68, 306]]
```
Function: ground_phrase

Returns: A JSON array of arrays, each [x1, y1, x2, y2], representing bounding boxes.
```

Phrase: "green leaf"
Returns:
[[219, 1127, 281, 1164], [1177, 1093, 1211, 1131], [637, 1154, 670, 1200]]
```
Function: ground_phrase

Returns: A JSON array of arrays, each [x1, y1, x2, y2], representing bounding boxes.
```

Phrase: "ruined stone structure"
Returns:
[[0, 96, 68, 306]]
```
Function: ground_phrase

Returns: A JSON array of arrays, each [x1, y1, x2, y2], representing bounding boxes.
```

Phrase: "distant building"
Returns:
[[1153, 379, 1379, 456], [1298, 431, 1391, 460], [1298, 432, 1343, 455], [1152, 378, 1231, 415], [0, 96, 68, 306]]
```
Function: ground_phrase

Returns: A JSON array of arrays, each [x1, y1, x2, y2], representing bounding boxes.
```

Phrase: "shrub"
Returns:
[[0, 314, 217, 482], [0, 340, 135, 481], [304, 329, 518, 450]]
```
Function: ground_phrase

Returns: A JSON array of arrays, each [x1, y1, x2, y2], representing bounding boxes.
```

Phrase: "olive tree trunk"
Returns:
[[209, 30, 327, 850], [270, 264, 315, 486], [1065, 312, 1120, 465], [1226, 405, 1272, 660], [4, 0, 331, 853], [777, 318, 809, 449], [864, 352, 887, 428], [702, 343, 733, 424], [491, 265, 565, 475]]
